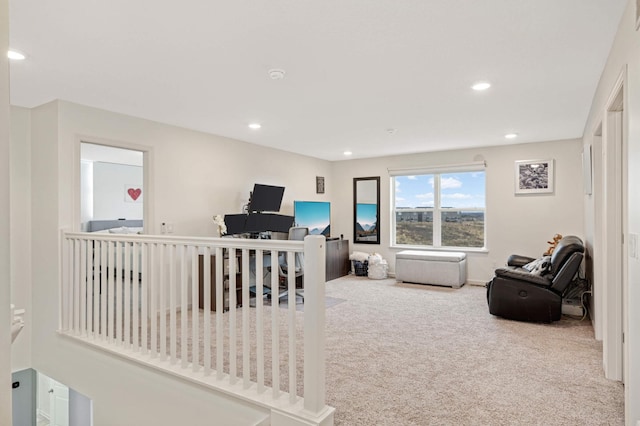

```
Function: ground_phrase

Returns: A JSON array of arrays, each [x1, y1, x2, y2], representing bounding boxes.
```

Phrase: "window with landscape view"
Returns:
[[392, 169, 485, 248]]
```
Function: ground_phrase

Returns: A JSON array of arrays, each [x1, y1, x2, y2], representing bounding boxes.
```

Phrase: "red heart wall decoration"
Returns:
[[127, 188, 142, 201]]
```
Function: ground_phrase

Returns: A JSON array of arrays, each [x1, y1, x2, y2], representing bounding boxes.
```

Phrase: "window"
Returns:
[[391, 166, 485, 249]]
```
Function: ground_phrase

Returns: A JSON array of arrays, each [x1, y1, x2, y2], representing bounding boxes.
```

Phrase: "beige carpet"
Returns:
[[160, 276, 623, 425], [323, 277, 624, 425]]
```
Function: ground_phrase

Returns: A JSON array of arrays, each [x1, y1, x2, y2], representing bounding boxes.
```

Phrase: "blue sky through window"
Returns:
[[395, 172, 485, 208]]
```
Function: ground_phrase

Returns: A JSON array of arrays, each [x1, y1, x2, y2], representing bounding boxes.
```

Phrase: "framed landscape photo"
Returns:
[[515, 159, 554, 195]]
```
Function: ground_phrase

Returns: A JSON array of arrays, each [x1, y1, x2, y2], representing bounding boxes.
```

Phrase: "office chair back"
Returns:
[[288, 227, 309, 241]]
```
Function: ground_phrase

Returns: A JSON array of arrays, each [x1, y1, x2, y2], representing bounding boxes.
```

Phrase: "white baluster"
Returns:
[[287, 250, 297, 403], [132, 242, 139, 350], [169, 244, 177, 364], [271, 249, 280, 398], [256, 249, 265, 394], [215, 247, 223, 379], [203, 246, 211, 375], [242, 248, 250, 389], [180, 244, 188, 368], [141, 243, 148, 354], [191, 245, 200, 372]]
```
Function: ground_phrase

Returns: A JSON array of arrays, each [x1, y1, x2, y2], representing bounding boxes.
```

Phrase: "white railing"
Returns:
[[59, 230, 334, 425]]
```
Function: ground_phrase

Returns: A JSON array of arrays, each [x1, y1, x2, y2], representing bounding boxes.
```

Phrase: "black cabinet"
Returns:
[[326, 239, 349, 281]]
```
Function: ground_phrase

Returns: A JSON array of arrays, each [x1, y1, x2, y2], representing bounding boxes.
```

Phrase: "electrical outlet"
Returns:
[[161, 222, 167, 234]]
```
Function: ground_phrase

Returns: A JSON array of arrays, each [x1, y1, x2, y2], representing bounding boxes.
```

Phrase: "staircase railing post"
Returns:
[[303, 235, 326, 414]]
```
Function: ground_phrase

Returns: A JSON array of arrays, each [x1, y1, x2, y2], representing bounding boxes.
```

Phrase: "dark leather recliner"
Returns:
[[486, 235, 584, 322]]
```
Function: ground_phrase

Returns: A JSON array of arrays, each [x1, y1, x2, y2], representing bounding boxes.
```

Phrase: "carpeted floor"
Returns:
[[323, 276, 624, 425]]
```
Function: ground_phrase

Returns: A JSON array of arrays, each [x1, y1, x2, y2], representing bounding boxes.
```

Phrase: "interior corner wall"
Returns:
[[331, 138, 584, 284], [28, 99, 332, 424], [0, 0, 12, 421], [581, 0, 640, 422], [10, 106, 32, 372]]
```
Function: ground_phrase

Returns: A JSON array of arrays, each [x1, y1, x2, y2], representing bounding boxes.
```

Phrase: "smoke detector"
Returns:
[[268, 69, 286, 80]]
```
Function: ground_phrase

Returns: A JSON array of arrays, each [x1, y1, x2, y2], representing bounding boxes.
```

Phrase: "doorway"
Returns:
[[601, 70, 626, 383], [79, 142, 146, 233]]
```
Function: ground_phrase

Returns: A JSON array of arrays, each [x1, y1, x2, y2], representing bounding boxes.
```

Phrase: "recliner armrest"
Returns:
[[507, 254, 537, 267], [494, 267, 553, 287]]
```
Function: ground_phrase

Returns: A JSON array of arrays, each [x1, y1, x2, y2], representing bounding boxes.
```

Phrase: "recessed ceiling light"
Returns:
[[268, 69, 285, 80], [7, 49, 26, 60], [472, 82, 491, 91], [504, 133, 518, 139], [248, 123, 261, 129], [343, 151, 353, 156], [386, 128, 397, 135]]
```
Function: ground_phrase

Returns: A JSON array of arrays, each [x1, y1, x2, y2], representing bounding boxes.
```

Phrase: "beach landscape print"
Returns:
[[293, 201, 331, 236]]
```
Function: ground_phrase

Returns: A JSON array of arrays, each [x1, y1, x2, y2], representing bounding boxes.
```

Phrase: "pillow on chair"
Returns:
[[522, 256, 552, 275]]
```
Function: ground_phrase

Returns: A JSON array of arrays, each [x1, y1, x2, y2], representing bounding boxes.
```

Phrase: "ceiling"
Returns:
[[8, 1, 627, 161]]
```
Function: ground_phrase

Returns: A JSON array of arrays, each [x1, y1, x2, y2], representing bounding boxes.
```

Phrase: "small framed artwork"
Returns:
[[125, 185, 143, 203], [514, 159, 554, 195], [316, 176, 325, 194]]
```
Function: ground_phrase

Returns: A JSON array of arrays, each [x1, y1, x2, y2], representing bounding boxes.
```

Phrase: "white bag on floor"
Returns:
[[368, 257, 388, 280]]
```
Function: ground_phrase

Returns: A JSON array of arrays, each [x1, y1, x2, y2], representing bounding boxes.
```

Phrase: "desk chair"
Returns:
[[277, 227, 308, 302]]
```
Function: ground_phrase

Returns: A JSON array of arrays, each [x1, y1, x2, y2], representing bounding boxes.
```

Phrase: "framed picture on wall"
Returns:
[[316, 176, 325, 194], [514, 159, 554, 195], [124, 185, 143, 203]]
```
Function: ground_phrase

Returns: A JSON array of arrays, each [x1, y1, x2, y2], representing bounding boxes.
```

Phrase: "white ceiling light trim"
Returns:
[[268, 69, 286, 80], [471, 82, 491, 91], [343, 151, 353, 156], [7, 49, 26, 60], [248, 123, 262, 129], [504, 133, 518, 139]]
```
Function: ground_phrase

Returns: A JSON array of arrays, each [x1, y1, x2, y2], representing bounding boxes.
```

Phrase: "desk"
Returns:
[[326, 239, 350, 281], [198, 253, 243, 311]]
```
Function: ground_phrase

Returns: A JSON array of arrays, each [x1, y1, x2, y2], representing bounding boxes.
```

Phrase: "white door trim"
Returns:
[[601, 66, 627, 383], [73, 135, 154, 234]]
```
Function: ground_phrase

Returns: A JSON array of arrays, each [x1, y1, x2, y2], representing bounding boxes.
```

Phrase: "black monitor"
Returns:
[[268, 214, 295, 233], [224, 214, 247, 235], [248, 184, 285, 213], [244, 213, 294, 234]]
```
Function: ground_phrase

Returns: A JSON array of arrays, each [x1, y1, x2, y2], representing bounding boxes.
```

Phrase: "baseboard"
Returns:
[[467, 279, 488, 287]]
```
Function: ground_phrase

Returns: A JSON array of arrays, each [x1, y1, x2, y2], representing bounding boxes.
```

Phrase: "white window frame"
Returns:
[[389, 162, 487, 251]]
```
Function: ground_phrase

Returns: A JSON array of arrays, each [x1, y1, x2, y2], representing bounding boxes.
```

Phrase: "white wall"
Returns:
[[1, 0, 12, 421], [582, 0, 640, 423], [92, 161, 143, 220], [332, 139, 585, 284], [24, 99, 333, 424], [10, 106, 32, 371]]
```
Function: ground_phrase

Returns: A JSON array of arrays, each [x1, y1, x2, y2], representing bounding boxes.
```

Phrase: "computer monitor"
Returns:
[[224, 214, 247, 235], [244, 213, 294, 234], [248, 184, 285, 213]]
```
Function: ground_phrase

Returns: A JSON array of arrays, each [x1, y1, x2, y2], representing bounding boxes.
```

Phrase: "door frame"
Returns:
[[73, 135, 154, 234], [600, 66, 627, 382]]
